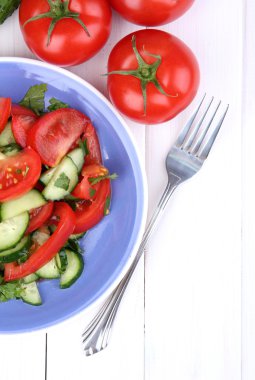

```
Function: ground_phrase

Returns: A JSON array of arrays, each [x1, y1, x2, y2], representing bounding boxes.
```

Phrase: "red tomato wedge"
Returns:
[[27, 108, 90, 167], [12, 114, 38, 148], [72, 164, 108, 200], [4, 202, 75, 281], [83, 122, 102, 165], [26, 202, 54, 234], [11, 103, 37, 117], [73, 178, 111, 233], [0, 97, 11, 133], [0, 147, 42, 202]]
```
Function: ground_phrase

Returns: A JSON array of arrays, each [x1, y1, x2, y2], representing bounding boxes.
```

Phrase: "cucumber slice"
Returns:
[[60, 249, 84, 289], [1, 190, 46, 220], [0, 121, 15, 147], [42, 157, 78, 201], [21, 282, 42, 306], [0, 212, 29, 251], [0, 235, 30, 263], [67, 148, 84, 172], [40, 167, 56, 186], [36, 257, 60, 279], [22, 273, 39, 284]]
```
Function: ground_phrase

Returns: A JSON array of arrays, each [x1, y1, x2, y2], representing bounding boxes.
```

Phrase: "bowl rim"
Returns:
[[0, 57, 148, 333]]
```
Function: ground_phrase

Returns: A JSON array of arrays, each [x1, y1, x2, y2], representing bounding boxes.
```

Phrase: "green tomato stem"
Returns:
[[23, 0, 90, 47], [106, 35, 178, 115]]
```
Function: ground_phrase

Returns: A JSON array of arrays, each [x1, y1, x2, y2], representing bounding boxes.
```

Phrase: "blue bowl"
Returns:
[[0, 58, 147, 333]]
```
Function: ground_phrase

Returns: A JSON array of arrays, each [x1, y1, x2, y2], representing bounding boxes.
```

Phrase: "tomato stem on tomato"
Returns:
[[106, 35, 178, 115], [23, 0, 90, 46]]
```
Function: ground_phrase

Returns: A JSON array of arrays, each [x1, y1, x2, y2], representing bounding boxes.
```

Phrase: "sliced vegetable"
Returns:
[[67, 147, 85, 172], [11, 103, 37, 117], [73, 179, 111, 234], [26, 202, 54, 234], [20, 281, 42, 305], [4, 202, 75, 281], [27, 108, 90, 167], [60, 249, 84, 289], [42, 157, 78, 200], [0, 121, 16, 147], [36, 257, 60, 279], [1, 189, 46, 220], [82, 122, 102, 165], [0, 147, 42, 202], [0, 235, 30, 263], [22, 273, 39, 284], [0, 97, 11, 133], [0, 212, 29, 252], [11, 114, 37, 147]]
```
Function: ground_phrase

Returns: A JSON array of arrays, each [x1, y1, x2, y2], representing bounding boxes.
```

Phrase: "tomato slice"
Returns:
[[11, 104, 36, 117], [26, 202, 54, 234], [27, 108, 90, 167], [72, 164, 109, 200], [73, 179, 111, 233], [0, 147, 42, 202], [4, 202, 75, 281], [12, 114, 38, 148], [0, 97, 11, 133], [82, 122, 102, 164]]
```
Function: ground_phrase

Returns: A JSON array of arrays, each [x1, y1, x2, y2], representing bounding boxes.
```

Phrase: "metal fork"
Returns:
[[82, 95, 229, 356]]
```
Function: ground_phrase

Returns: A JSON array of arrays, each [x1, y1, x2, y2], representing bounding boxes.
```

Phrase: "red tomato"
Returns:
[[4, 202, 75, 281], [19, 0, 112, 67], [11, 104, 37, 117], [82, 122, 102, 165], [12, 114, 38, 148], [72, 164, 108, 199], [0, 97, 11, 133], [107, 29, 200, 124], [109, 0, 195, 26], [27, 108, 90, 167], [73, 179, 111, 233], [26, 202, 54, 234], [0, 147, 42, 202]]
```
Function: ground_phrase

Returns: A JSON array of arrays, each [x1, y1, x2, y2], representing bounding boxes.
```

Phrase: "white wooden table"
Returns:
[[1, 0, 253, 379]]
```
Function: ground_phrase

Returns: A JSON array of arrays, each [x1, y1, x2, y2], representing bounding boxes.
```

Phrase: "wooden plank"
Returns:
[[241, 1, 255, 379], [144, 0, 243, 379]]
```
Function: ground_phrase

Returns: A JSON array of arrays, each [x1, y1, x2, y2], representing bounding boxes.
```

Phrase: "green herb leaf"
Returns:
[[54, 172, 70, 191], [79, 138, 89, 157], [0, 282, 22, 302], [19, 84, 47, 115], [89, 173, 118, 186], [89, 188, 96, 197], [65, 239, 83, 255], [47, 97, 69, 112], [104, 196, 111, 216]]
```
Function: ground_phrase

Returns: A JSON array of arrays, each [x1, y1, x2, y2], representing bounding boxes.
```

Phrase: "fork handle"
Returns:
[[82, 180, 177, 355]]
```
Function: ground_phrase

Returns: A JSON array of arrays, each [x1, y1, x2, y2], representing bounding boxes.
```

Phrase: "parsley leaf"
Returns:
[[47, 98, 69, 112], [0, 282, 23, 303], [54, 172, 70, 191], [19, 84, 47, 115], [89, 173, 118, 186], [79, 139, 89, 157]]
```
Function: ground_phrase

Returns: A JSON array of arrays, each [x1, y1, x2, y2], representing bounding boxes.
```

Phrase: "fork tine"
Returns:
[[198, 104, 229, 160], [175, 93, 206, 147], [183, 96, 214, 151], [191, 100, 221, 155]]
